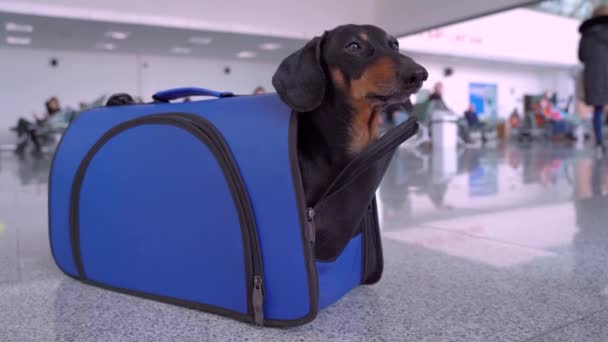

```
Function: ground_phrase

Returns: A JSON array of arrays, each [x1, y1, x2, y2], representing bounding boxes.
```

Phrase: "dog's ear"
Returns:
[[272, 33, 326, 112]]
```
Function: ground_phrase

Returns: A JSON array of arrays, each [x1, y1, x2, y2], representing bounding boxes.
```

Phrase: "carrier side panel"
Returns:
[[316, 234, 362, 310], [175, 95, 315, 322], [49, 105, 166, 276], [77, 124, 247, 313]]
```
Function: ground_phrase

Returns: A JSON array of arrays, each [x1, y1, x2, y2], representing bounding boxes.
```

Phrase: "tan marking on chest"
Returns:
[[349, 98, 380, 155]]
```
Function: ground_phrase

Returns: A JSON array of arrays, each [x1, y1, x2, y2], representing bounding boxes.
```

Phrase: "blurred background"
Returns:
[[0, 0, 603, 149]]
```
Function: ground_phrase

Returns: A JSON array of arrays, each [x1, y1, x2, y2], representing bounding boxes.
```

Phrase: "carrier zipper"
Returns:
[[175, 114, 265, 326], [287, 113, 320, 325], [306, 208, 316, 246], [253, 276, 264, 325], [363, 205, 374, 279], [362, 198, 383, 284]]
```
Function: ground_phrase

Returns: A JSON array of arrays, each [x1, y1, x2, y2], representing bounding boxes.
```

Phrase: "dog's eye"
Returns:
[[389, 40, 399, 50], [345, 42, 361, 54]]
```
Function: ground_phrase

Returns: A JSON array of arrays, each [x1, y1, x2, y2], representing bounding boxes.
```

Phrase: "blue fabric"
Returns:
[[79, 124, 247, 312], [317, 235, 363, 310], [50, 104, 164, 276], [593, 105, 605, 146]]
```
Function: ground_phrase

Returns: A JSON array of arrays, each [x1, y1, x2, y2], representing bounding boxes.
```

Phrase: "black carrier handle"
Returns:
[[152, 87, 234, 102]]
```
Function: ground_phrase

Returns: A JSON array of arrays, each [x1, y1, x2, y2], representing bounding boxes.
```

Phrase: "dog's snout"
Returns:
[[401, 65, 429, 88], [412, 67, 429, 83], [402, 66, 428, 88]]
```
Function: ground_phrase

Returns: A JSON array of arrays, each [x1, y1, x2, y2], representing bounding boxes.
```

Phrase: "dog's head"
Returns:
[[273, 24, 428, 154]]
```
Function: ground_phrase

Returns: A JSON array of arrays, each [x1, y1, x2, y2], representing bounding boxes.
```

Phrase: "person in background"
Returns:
[[429, 82, 443, 101], [40, 97, 61, 122], [428, 81, 451, 112], [579, 4, 608, 156], [464, 104, 487, 143], [509, 108, 521, 129], [428, 81, 451, 113], [427, 81, 471, 143], [464, 104, 480, 127], [15, 96, 61, 153], [253, 86, 266, 95]]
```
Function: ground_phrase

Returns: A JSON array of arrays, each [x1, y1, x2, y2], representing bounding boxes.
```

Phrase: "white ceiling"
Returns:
[[0, 0, 541, 39], [376, 0, 542, 36], [0, 0, 542, 63], [0, 11, 307, 63]]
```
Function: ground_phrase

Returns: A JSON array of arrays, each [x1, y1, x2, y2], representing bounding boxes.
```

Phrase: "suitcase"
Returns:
[[48, 87, 418, 327]]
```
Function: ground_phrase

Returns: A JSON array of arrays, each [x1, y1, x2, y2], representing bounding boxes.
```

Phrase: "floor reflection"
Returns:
[[14, 152, 53, 186], [379, 143, 608, 269], [378, 144, 608, 229]]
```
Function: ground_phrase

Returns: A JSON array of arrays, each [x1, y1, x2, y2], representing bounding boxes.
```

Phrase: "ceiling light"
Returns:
[[259, 42, 281, 51], [189, 37, 213, 45], [6, 36, 31, 45], [171, 46, 192, 54], [5, 22, 34, 33], [95, 42, 116, 50], [105, 31, 129, 40], [237, 51, 257, 59]]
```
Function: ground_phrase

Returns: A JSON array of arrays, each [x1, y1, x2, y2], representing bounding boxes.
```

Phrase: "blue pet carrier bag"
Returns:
[[49, 87, 418, 327]]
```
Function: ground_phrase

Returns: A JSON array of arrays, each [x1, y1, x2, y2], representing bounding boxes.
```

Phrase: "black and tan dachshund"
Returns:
[[272, 24, 428, 207]]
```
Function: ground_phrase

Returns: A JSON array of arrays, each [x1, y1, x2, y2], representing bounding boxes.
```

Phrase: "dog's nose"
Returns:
[[403, 66, 428, 88]]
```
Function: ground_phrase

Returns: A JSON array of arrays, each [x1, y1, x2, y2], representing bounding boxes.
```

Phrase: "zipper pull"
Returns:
[[252, 276, 264, 326], [306, 208, 316, 245]]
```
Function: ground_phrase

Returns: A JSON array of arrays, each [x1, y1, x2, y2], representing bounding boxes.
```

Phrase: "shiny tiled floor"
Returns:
[[2, 143, 608, 341]]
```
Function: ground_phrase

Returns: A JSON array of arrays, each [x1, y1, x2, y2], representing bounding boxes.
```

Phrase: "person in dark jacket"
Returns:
[[464, 104, 487, 143], [579, 5, 608, 155]]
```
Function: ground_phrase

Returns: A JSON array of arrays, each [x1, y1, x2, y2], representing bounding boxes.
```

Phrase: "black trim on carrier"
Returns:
[[361, 197, 383, 285], [283, 112, 320, 326], [67, 113, 265, 325]]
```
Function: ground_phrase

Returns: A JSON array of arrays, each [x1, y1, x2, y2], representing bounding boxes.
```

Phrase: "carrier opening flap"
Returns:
[[312, 117, 419, 261]]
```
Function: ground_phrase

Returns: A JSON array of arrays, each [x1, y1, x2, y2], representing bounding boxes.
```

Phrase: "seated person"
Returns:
[[463, 104, 487, 143], [464, 104, 482, 127], [509, 109, 521, 128], [538, 95, 575, 138], [40, 96, 60, 122], [253, 86, 266, 95], [14, 97, 61, 152]]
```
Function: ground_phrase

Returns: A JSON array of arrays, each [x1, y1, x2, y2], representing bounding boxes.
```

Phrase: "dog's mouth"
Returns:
[[367, 84, 422, 104]]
